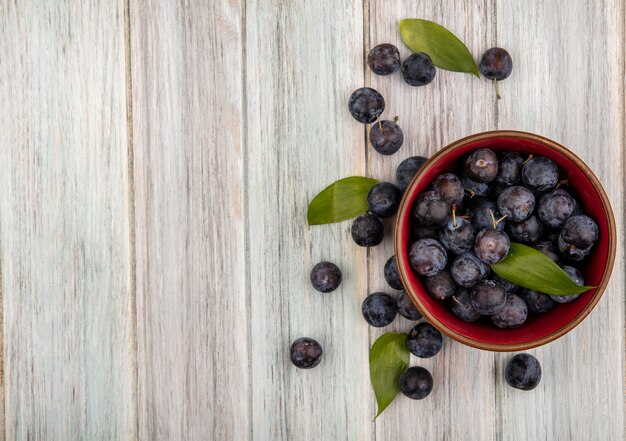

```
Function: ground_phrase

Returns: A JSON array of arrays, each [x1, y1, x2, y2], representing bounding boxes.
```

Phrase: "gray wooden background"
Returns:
[[1, 1, 624, 440]]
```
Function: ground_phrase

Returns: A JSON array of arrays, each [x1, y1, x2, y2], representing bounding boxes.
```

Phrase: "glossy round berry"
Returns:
[[533, 240, 561, 265], [310, 261, 342, 293], [400, 367, 433, 400], [467, 197, 505, 232], [479, 47, 513, 81], [506, 215, 544, 244], [396, 156, 428, 192], [451, 252, 488, 288], [464, 148, 498, 183], [424, 269, 456, 300], [497, 185, 535, 222], [397, 290, 422, 321], [505, 354, 541, 391], [522, 156, 559, 193], [491, 294, 528, 328], [439, 218, 475, 255], [407, 323, 443, 358], [449, 287, 482, 322], [369, 120, 404, 155], [412, 191, 450, 228], [348, 87, 385, 124], [474, 228, 510, 265], [412, 222, 439, 240], [520, 289, 555, 314], [430, 173, 464, 206], [550, 266, 584, 303], [471, 279, 506, 315], [384, 255, 404, 290], [367, 182, 402, 218], [490, 274, 521, 294], [495, 151, 523, 185], [362, 293, 398, 327], [367, 43, 401, 75], [538, 189, 578, 228], [409, 239, 448, 277], [290, 337, 323, 369], [351, 213, 384, 247], [558, 215, 598, 260], [462, 174, 492, 197], [402, 52, 436, 87]]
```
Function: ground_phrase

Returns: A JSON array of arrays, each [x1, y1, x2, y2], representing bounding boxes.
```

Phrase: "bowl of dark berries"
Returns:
[[394, 130, 616, 351]]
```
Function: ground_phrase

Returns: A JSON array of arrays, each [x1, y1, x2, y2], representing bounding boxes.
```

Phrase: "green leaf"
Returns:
[[491, 243, 595, 296], [399, 19, 480, 77], [369, 332, 410, 419], [307, 176, 379, 226]]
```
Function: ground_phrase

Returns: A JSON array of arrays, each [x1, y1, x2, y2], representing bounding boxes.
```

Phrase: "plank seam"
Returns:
[[124, 0, 140, 439]]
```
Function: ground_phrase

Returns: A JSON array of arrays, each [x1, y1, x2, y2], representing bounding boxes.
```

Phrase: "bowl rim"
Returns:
[[394, 130, 617, 352]]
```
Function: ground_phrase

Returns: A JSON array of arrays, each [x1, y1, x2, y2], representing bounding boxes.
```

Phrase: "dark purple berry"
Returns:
[[396, 156, 428, 192], [367, 43, 401, 75], [449, 287, 482, 322], [538, 189, 578, 228], [397, 290, 422, 321], [351, 213, 384, 247], [464, 148, 498, 183], [424, 269, 456, 300], [412, 191, 450, 228], [467, 197, 505, 232], [522, 156, 559, 193], [491, 294, 528, 328], [407, 323, 443, 358], [533, 240, 561, 265], [520, 289, 555, 314], [362, 293, 398, 327], [384, 255, 404, 290], [505, 354, 541, 391], [479, 47, 513, 81], [497, 185, 535, 222], [506, 215, 544, 244], [400, 367, 433, 400], [310, 261, 342, 293], [471, 279, 506, 315], [290, 337, 323, 369], [474, 228, 510, 264], [495, 151, 523, 185], [550, 266, 584, 303], [369, 120, 404, 155], [451, 252, 488, 288], [439, 218, 475, 255], [367, 182, 401, 218], [348, 87, 385, 124], [490, 182, 510, 200], [490, 274, 521, 294], [430, 173, 464, 206], [402, 52, 436, 87], [558, 215, 598, 260], [409, 239, 448, 277]]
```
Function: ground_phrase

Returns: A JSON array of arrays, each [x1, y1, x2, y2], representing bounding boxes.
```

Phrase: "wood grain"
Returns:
[[495, 1, 624, 440], [128, 0, 248, 439], [245, 1, 373, 439], [0, 1, 136, 440], [367, 2, 498, 440]]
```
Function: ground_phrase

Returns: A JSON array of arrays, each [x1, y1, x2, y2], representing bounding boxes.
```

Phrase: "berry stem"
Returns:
[[452, 204, 457, 228], [394, 115, 399, 122], [522, 154, 534, 165], [464, 188, 476, 198], [494, 79, 501, 100], [557, 179, 569, 188], [378, 118, 382, 132]]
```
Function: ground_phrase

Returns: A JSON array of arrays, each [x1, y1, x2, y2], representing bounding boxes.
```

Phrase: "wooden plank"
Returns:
[[367, 2, 497, 440], [495, 1, 625, 440], [129, 0, 248, 439], [245, 1, 373, 439], [0, 1, 136, 440]]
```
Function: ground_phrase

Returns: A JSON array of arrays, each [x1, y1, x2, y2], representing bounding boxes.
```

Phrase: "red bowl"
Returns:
[[394, 130, 616, 351]]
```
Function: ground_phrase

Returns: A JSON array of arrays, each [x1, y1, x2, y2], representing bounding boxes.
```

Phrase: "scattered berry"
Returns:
[[351, 213, 384, 247], [290, 337, 323, 369], [400, 366, 433, 400], [397, 290, 422, 321], [396, 156, 428, 192], [384, 255, 404, 290], [505, 353, 541, 391], [362, 293, 398, 327], [348, 87, 385, 124], [479, 47, 513, 81], [367, 43, 401, 75], [310, 261, 342, 293], [367, 182, 402, 218], [402, 52, 436, 87], [407, 322, 443, 358], [369, 120, 404, 155]]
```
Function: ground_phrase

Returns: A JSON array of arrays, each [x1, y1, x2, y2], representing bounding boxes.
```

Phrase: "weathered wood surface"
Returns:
[[0, 1, 136, 440], [0, 0, 624, 440]]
